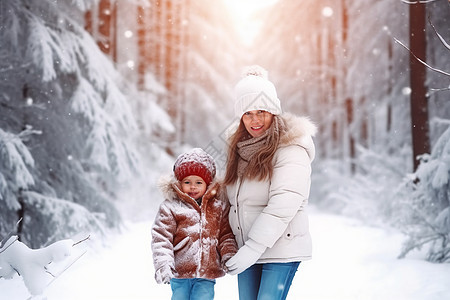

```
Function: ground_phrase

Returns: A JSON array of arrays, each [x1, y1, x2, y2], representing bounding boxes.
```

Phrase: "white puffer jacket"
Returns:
[[226, 113, 317, 263]]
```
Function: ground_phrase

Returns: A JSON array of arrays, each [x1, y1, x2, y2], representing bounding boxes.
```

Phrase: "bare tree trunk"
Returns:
[[341, 0, 356, 173], [136, 5, 146, 89], [84, 0, 117, 61], [98, 0, 111, 55], [409, 2, 430, 171]]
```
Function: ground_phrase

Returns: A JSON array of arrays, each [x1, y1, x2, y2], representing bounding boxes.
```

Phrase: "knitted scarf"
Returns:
[[236, 130, 270, 178]]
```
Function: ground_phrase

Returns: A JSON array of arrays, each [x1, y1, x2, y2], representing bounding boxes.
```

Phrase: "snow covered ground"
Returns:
[[2, 207, 450, 300]]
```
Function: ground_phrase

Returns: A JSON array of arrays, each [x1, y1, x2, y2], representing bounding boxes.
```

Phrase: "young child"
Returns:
[[151, 148, 237, 300]]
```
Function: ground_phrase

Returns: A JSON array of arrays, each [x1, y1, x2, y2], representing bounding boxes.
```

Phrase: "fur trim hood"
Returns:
[[279, 113, 317, 162], [158, 175, 220, 208]]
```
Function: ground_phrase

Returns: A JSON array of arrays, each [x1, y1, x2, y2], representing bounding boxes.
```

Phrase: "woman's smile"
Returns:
[[242, 110, 274, 138]]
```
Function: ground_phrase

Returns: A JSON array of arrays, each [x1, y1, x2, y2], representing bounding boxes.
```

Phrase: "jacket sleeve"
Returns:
[[218, 197, 238, 264], [151, 200, 177, 274], [248, 145, 312, 248]]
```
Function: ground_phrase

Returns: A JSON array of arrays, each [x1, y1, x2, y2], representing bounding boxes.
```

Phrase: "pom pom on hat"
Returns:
[[234, 65, 282, 119], [242, 65, 268, 79], [173, 148, 216, 186]]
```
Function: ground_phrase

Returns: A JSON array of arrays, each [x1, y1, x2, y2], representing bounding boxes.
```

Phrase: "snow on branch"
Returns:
[[385, 10, 450, 80], [0, 128, 39, 210], [429, 86, 450, 93], [0, 235, 89, 296], [428, 14, 450, 51], [0, 236, 18, 254], [0, 217, 22, 251], [432, 117, 450, 126], [393, 37, 450, 77], [65, 0, 96, 12]]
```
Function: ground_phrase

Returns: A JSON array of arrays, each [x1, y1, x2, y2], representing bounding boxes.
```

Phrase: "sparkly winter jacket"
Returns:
[[151, 177, 238, 283], [226, 113, 317, 263]]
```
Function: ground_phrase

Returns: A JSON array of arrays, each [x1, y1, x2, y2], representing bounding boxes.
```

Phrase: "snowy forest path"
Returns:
[[3, 208, 450, 299], [291, 208, 450, 299]]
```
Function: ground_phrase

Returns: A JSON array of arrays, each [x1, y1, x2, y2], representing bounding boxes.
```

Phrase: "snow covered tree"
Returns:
[[0, 128, 37, 240], [397, 123, 450, 262], [0, 0, 143, 247]]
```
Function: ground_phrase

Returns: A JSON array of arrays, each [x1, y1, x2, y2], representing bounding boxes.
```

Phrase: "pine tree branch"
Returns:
[[398, 235, 438, 258], [0, 62, 32, 73]]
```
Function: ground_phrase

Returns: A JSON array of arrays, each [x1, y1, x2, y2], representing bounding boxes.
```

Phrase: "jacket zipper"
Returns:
[[235, 178, 245, 244], [196, 205, 203, 277]]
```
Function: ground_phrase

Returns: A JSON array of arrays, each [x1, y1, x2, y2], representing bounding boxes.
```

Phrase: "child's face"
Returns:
[[180, 175, 207, 200]]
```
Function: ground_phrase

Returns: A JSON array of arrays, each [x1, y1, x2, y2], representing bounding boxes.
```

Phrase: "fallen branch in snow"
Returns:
[[0, 236, 19, 254], [73, 234, 91, 247], [26, 249, 88, 300], [0, 217, 22, 245], [0, 234, 91, 297], [0, 218, 23, 254]]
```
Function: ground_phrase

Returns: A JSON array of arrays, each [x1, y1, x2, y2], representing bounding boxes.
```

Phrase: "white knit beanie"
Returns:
[[234, 65, 282, 119]]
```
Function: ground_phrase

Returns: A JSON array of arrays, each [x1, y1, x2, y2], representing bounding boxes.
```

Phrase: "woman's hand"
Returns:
[[225, 239, 266, 275]]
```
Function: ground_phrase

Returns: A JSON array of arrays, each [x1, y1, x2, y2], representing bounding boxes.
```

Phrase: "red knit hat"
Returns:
[[173, 148, 216, 185]]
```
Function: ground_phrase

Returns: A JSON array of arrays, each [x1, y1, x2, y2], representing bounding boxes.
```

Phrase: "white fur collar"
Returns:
[[279, 113, 317, 161]]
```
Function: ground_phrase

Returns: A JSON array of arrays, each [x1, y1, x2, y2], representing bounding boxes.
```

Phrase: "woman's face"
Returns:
[[242, 110, 274, 138]]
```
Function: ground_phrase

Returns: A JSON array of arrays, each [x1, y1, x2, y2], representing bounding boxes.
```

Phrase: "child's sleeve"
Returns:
[[151, 200, 177, 283], [218, 199, 238, 266]]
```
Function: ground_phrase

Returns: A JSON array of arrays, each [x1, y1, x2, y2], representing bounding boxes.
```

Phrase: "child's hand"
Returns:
[[155, 265, 175, 284]]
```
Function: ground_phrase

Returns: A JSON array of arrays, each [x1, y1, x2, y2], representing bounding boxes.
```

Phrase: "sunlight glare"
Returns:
[[225, 0, 279, 46], [402, 87, 412, 95], [322, 6, 333, 18], [124, 30, 133, 38]]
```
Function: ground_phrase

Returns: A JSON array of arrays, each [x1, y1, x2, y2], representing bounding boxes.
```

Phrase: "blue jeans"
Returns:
[[170, 278, 216, 300], [237, 262, 301, 300]]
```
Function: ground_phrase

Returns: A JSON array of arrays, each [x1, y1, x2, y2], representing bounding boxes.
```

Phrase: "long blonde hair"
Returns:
[[223, 115, 286, 184]]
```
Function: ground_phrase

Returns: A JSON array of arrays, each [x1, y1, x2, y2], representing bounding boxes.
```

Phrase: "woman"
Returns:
[[224, 66, 317, 300]]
